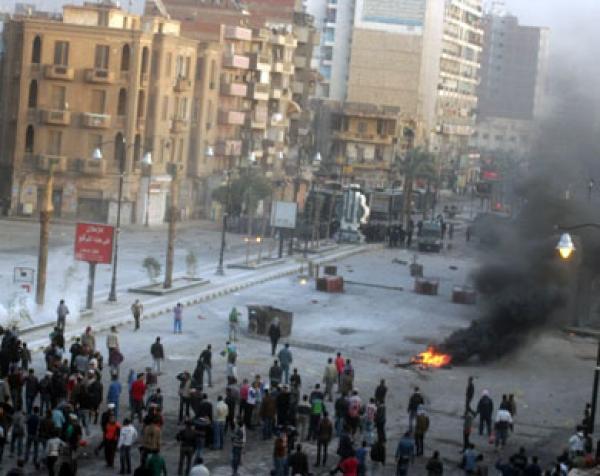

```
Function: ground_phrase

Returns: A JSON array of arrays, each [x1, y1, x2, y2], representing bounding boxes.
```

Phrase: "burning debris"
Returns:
[[395, 346, 452, 369]]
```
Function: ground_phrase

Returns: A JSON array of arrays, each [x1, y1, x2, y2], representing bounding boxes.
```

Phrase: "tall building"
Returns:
[[304, 0, 355, 100], [346, 0, 483, 164], [470, 11, 549, 159], [0, 2, 197, 223]]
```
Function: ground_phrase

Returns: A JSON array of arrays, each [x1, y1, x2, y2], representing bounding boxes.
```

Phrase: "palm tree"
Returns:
[[395, 147, 436, 227]]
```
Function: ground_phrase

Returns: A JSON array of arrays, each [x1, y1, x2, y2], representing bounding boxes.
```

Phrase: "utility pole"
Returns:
[[164, 166, 178, 288], [216, 170, 232, 275], [36, 165, 54, 306], [108, 139, 126, 302]]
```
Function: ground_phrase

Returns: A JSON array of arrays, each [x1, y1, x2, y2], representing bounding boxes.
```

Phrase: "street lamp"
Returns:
[[141, 152, 153, 227], [556, 222, 600, 434], [556, 233, 575, 260]]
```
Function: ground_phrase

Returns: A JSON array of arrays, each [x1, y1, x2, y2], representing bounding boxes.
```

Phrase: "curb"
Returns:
[[24, 244, 375, 354]]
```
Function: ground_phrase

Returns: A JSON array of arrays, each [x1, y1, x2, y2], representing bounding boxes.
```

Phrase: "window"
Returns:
[[94, 45, 110, 70], [159, 139, 166, 163], [357, 121, 367, 134], [31, 36, 41, 64], [326, 8, 336, 23], [180, 97, 188, 120], [165, 53, 172, 78], [177, 138, 184, 163], [192, 99, 200, 122], [28, 80, 38, 108], [141, 47, 150, 74], [53, 41, 69, 66], [51, 85, 66, 110], [47, 130, 63, 156], [147, 93, 156, 120], [161, 96, 169, 121], [25, 125, 34, 153], [175, 55, 184, 78], [121, 44, 130, 71], [206, 100, 213, 130], [209, 60, 216, 89], [88, 133, 103, 159], [137, 90, 145, 118], [114, 132, 124, 164], [319, 65, 331, 80], [117, 88, 127, 116], [151, 50, 159, 78], [90, 90, 106, 114], [133, 134, 141, 165], [323, 28, 335, 43], [195, 57, 204, 80]]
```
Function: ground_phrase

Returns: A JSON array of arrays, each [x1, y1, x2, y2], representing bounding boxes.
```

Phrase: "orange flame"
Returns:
[[412, 347, 452, 368]]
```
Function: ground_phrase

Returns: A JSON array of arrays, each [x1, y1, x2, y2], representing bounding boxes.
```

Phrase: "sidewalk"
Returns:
[[21, 243, 377, 352]]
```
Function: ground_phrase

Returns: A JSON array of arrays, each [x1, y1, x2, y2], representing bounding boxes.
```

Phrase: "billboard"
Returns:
[[360, 0, 426, 27], [74, 223, 114, 264], [270, 201, 297, 229]]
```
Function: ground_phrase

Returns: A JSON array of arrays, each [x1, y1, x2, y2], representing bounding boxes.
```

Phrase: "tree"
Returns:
[[212, 168, 272, 233], [395, 147, 436, 227]]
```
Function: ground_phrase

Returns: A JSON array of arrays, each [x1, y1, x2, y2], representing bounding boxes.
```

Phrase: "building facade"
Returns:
[[0, 3, 197, 223], [470, 11, 549, 160]]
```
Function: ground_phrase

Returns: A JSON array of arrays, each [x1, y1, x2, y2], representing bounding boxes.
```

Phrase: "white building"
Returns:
[[303, 0, 355, 100]]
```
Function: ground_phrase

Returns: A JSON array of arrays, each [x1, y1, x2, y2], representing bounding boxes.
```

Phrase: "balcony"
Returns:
[[270, 87, 283, 99], [247, 82, 270, 101], [272, 62, 293, 74], [249, 52, 271, 72], [218, 110, 246, 126], [174, 76, 192, 93], [82, 112, 111, 129], [333, 130, 395, 145], [40, 109, 71, 126], [222, 53, 250, 70], [220, 81, 248, 97], [171, 118, 187, 133], [43, 64, 75, 81], [79, 158, 107, 176], [252, 28, 270, 42], [84, 68, 115, 84], [215, 140, 242, 157], [271, 34, 296, 47], [245, 113, 267, 129], [295, 26, 310, 44], [294, 55, 310, 69], [224, 25, 252, 41], [36, 154, 68, 173]]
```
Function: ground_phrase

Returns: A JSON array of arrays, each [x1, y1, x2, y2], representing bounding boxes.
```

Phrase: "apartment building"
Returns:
[[327, 102, 409, 190], [470, 11, 549, 160], [0, 2, 197, 224]]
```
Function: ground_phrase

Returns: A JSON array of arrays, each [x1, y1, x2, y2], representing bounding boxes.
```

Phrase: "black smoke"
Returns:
[[440, 78, 600, 364]]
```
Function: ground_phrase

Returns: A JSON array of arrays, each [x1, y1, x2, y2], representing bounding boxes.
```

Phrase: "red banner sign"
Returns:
[[74, 223, 114, 264]]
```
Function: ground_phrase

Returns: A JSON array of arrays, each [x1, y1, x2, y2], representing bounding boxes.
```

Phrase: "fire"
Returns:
[[412, 347, 452, 368]]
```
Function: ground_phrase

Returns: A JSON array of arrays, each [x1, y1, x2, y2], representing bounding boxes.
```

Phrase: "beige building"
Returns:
[[0, 2, 197, 224], [328, 102, 412, 190]]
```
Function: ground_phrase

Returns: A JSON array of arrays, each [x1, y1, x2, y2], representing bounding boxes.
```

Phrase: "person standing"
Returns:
[[414, 406, 430, 457], [462, 409, 474, 452], [375, 379, 387, 405], [494, 407, 513, 449], [322, 358, 337, 402], [173, 303, 183, 334], [272, 433, 287, 476], [476, 390, 494, 436], [107, 375, 122, 419], [131, 300, 144, 331], [335, 353, 345, 388], [106, 326, 119, 354], [259, 389, 276, 441], [268, 320, 281, 356], [56, 300, 69, 332], [118, 418, 137, 475], [213, 395, 228, 450], [288, 444, 309, 476], [315, 412, 332, 467], [465, 377, 474, 413], [308, 384, 324, 441], [145, 450, 167, 476], [81, 327, 96, 353], [231, 418, 245, 476], [228, 308, 240, 342], [177, 372, 192, 424], [199, 345, 212, 388], [269, 360, 283, 388], [370, 438, 386, 474], [176, 420, 196, 476], [395, 432, 415, 476], [407, 387, 424, 434], [296, 395, 311, 441], [103, 414, 121, 468], [150, 338, 164, 374], [277, 344, 293, 385], [45, 431, 65, 476], [24, 406, 40, 469], [426, 450, 443, 476], [130, 373, 146, 423]]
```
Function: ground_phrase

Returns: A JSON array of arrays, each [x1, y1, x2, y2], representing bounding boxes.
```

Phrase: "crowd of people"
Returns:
[[0, 303, 596, 476]]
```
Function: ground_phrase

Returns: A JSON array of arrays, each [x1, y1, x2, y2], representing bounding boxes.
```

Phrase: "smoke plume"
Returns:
[[440, 78, 600, 364]]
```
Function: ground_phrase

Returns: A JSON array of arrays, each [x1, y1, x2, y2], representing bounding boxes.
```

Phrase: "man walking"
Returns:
[[173, 303, 183, 334], [277, 344, 293, 385], [322, 358, 337, 402], [131, 300, 143, 331], [118, 418, 137, 475], [150, 338, 164, 374], [315, 412, 332, 467], [231, 418, 245, 476], [199, 345, 212, 388], [268, 320, 281, 356], [213, 395, 228, 450], [476, 390, 494, 436], [228, 307, 240, 342], [407, 387, 424, 434], [465, 377, 474, 413], [56, 300, 69, 332], [414, 406, 429, 456], [176, 420, 196, 476]]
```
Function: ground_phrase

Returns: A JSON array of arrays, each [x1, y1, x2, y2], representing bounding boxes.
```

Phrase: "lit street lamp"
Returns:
[[556, 223, 600, 434]]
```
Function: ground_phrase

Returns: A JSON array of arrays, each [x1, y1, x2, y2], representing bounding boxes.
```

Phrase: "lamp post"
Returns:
[[556, 223, 600, 434], [164, 163, 179, 289], [216, 169, 232, 276], [93, 139, 126, 303], [141, 152, 153, 227]]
